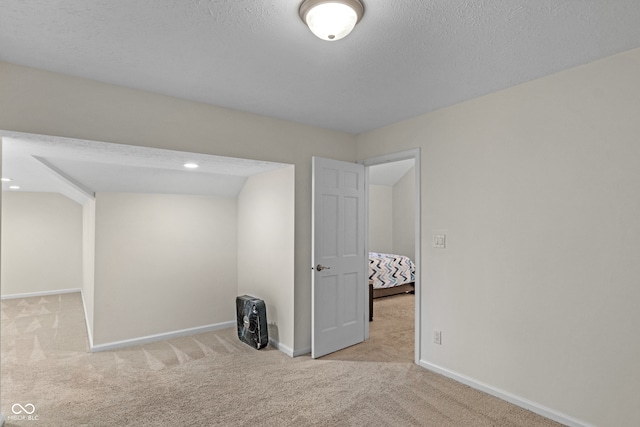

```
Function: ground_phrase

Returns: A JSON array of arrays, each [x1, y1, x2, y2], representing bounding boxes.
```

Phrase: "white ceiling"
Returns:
[[369, 159, 415, 186], [1, 130, 410, 200], [1, 131, 290, 201], [2, 1, 640, 134]]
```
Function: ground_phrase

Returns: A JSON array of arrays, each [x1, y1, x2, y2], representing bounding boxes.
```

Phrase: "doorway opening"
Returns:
[[366, 155, 417, 363], [319, 149, 421, 364]]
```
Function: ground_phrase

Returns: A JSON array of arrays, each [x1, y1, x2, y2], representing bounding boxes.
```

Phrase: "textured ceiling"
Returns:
[[2, 1, 640, 134]]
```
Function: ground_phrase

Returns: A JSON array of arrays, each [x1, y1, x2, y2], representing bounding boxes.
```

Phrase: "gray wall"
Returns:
[[357, 48, 640, 427], [368, 185, 393, 254], [368, 165, 415, 260], [1, 192, 82, 296], [82, 199, 96, 339], [392, 166, 415, 260], [238, 166, 295, 353], [93, 192, 237, 345]]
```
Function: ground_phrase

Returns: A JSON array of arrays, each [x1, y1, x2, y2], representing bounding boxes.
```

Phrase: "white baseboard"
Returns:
[[267, 338, 311, 357], [1, 288, 81, 300], [79, 290, 94, 349], [269, 338, 294, 357], [4, 289, 312, 359], [419, 360, 594, 427], [91, 321, 235, 352], [293, 346, 311, 357]]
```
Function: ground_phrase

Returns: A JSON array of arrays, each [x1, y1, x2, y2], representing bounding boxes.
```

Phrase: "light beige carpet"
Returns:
[[324, 293, 415, 364], [1, 292, 565, 426]]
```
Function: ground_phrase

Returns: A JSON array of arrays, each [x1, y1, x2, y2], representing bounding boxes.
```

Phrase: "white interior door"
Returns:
[[312, 156, 366, 358]]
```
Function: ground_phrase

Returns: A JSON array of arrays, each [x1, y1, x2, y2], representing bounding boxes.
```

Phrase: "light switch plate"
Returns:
[[433, 234, 446, 249]]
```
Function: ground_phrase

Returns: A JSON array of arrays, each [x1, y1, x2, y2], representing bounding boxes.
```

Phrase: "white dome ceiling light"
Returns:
[[299, 0, 364, 41]]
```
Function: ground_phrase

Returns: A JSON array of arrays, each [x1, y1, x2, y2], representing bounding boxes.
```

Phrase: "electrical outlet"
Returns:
[[433, 330, 442, 345]]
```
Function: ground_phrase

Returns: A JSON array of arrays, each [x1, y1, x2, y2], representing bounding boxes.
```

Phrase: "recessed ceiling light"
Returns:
[[184, 163, 199, 169], [1, 177, 12, 182], [9, 185, 20, 190]]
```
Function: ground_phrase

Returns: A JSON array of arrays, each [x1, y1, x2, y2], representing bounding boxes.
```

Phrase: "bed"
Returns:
[[368, 252, 415, 321], [369, 252, 415, 299]]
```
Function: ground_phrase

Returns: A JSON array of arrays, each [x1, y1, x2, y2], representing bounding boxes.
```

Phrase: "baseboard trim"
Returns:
[[1, 288, 82, 300], [293, 346, 311, 357], [269, 338, 294, 357], [79, 290, 94, 349], [91, 321, 235, 352], [419, 360, 594, 427], [267, 339, 311, 357]]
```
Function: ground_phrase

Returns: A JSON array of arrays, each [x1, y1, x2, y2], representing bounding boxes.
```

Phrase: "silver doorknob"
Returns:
[[316, 264, 331, 271]]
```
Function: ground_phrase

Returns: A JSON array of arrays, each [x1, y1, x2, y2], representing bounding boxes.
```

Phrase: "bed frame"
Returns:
[[372, 282, 415, 299]]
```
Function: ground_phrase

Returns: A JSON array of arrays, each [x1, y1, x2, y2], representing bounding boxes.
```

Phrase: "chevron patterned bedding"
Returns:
[[369, 252, 415, 289]]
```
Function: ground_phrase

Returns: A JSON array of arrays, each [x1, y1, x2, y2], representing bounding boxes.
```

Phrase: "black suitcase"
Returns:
[[236, 295, 268, 349]]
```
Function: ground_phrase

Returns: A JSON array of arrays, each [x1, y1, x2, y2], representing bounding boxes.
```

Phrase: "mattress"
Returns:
[[369, 252, 415, 289]]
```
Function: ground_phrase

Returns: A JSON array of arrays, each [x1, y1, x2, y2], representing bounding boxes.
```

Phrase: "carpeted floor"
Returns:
[[1, 292, 565, 426], [324, 292, 415, 364]]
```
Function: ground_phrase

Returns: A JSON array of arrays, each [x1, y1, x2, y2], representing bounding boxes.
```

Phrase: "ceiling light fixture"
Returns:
[[184, 163, 199, 169], [1, 177, 12, 182], [299, 0, 364, 41], [9, 185, 20, 190]]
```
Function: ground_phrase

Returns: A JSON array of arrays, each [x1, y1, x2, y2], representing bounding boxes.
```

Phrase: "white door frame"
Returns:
[[360, 148, 421, 364]]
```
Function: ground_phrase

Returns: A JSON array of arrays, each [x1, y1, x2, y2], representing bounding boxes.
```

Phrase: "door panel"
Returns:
[[321, 194, 339, 256], [312, 157, 366, 358]]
